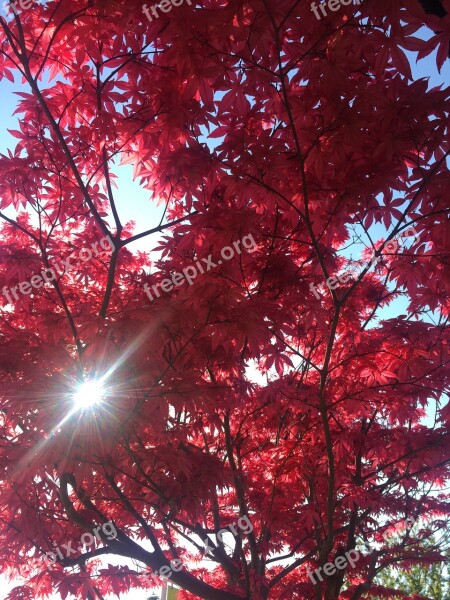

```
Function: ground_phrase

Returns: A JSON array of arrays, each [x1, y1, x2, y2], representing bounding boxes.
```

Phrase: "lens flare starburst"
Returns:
[[73, 379, 105, 410]]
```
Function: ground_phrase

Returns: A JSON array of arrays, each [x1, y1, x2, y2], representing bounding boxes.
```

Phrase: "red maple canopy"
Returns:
[[0, 1, 449, 599]]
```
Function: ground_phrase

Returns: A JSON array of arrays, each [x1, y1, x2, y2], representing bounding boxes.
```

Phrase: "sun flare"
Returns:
[[73, 379, 104, 410]]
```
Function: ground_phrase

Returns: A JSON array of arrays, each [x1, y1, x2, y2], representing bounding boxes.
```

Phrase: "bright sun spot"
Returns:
[[73, 379, 104, 410]]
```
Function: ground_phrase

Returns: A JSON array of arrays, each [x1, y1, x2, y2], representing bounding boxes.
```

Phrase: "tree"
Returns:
[[376, 558, 449, 600], [0, 1, 449, 600], [374, 531, 450, 600]]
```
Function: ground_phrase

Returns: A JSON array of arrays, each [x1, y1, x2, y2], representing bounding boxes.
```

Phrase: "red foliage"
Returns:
[[0, 1, 449, 599]]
